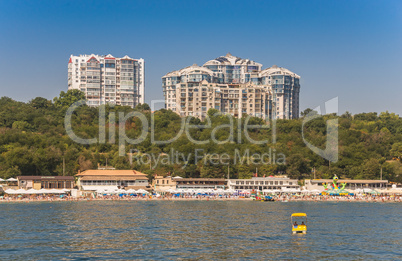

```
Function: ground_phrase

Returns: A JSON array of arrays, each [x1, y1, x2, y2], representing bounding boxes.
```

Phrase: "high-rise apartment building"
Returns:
[[68, 54, 145, 108], [176, 80, 273, 120], [162, 53, 300, 119]]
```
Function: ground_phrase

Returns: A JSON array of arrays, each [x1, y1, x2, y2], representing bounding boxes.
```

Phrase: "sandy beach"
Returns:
[[1, 194, 401, 203]]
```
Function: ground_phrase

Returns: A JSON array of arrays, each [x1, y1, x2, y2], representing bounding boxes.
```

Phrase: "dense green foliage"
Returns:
[[0, 90, 401, 182]]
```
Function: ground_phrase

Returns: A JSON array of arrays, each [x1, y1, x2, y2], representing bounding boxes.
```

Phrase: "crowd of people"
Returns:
[[1, 192, 401, 203]]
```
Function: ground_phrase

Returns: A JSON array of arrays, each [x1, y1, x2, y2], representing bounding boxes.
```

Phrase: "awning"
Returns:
[[82, 185, 119, 191], [291, 213, 307, 217]]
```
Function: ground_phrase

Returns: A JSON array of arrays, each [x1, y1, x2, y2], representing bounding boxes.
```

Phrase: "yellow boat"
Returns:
[[291, 213, 307, 234]]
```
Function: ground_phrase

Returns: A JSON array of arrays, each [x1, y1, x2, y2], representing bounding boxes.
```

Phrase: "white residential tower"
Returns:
[[68, 54, 145, 108]]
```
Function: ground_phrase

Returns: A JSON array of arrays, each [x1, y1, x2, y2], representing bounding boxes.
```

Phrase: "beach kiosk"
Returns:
[[291, 213, 307, 234]]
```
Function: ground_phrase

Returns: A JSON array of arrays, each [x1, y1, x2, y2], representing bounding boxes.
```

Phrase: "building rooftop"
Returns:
[[203, 53, 262, 67], [17, 176, 74, 181], [260, 66, 300, 78], [174, 178, 226, 182], [76, 170, 147, 177]]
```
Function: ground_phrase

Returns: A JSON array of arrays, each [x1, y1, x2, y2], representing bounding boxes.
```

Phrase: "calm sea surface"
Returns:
[[0, 201, 401, 260]]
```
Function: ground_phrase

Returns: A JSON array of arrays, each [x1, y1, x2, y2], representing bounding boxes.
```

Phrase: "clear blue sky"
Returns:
[[0, 0, 401, 115]]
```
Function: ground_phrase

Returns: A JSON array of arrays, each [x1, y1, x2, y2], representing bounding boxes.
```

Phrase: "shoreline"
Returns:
[[1, 195, 401, 203]]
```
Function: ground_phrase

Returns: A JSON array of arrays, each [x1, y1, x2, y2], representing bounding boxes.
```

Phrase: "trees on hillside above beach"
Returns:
[[0, 91, 401, 183]]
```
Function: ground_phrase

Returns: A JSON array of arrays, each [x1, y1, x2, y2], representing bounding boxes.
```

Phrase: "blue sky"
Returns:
[[0, 0, 401, 115]]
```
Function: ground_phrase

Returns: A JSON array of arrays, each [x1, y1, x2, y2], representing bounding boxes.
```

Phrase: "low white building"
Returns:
[[228, 176, 300, 191]]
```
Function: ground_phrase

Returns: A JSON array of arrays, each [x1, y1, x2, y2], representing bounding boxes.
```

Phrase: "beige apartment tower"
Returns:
[[68, 54, 145, 108]]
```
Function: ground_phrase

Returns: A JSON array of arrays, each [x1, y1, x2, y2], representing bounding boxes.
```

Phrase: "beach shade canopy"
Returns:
[[291, 213, 307, 217], [136, 189, 149, 194], [354, 188, 363, 194], [0, 178, 5, 181], [7, 178, 18, 182], [50, 189, 66, 194], [26, 189, 40, 194], [11, 189, 27, 194], [38, 189, 54, 194]]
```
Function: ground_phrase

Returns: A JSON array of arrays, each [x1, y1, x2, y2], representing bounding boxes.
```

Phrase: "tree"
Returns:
[[341, 111, 352, 119], [237, 164, 253, 179], [135, 103, 151, 111], [300, 108, 318, 117], [12, 121, 32, 131], [390, 143, 402, 160], [361, 158, 380, 180], [53, 90, 86, 108], [30, 97, 52, 109], [286, 154, 310, 179], [207, 108, 220, 118]]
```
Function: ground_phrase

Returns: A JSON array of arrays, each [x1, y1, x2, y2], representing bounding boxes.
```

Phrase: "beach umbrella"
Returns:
[[7, 178, 18, 182], [14, 189, 27, 194], [38, 188, 51, 194], [5, 189, 16, 194], [26, 189, 39, 194], [0, 178, 4, 182], [96, 188, 104, 193]]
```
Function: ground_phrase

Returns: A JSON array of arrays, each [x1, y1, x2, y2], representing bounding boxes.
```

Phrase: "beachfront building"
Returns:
[[152, 175, 227, 192], [304, 179, 390, 191], [151, 175, 177, 191], [227, 176, 300, 191], [152, 176, 227, 191], [75, 170, 150, 191], [17, 176, 75, 190], [162, 53, 300, 119], [68, 54, 145, 108], [174, 177, 227, 190]]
